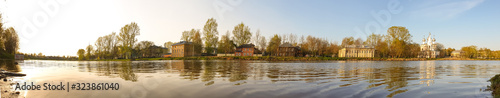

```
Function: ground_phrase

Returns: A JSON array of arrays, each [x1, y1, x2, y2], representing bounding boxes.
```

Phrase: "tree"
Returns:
[[232, 22, 252, 46], [135, 41, 154, 57], [258, 35, 267, 52], [181, 30, 192, 42], [217, 31, 235, 55], [386, 26, 412, 58], [461, 45, 478, 58], [365, 33, 389, 57], [94, 36, 105, 59], [191, 29, 203, 55], [289, 33, 297, 46], [253, 30, 262, 49], [117, 22, 140, 59], [479, 47, 492, 58], [444, 48, 456, 57], [104, 32, 118, 59], [77, 49, 85, 60], [164, 41, 173, 53], [266, 34, 281, 56], [203, 18, 219, 55], [86, 45, 94, 60], [327, 42, 340, 57], [354, 38, 364, 46], [341, 37, 354, 47], [2, 27, 19, 54]]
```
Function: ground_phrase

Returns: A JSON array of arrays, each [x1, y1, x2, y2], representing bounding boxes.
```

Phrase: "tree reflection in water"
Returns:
[[75, 60, 498, 97], [0, 60, 21, 72]]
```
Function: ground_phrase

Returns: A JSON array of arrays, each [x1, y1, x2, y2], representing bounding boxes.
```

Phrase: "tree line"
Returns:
[[77, 18, 500, 60]]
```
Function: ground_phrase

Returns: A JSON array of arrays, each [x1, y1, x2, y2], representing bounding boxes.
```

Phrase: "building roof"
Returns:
[[172, 41, 192, 46], [279, 43, 294, 47], [236, 44, 255, 48]]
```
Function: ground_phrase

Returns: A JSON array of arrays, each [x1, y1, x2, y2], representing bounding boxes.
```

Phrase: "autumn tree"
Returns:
[[365, 33, 389, 57], [288, 33, 297, 46], [479, 47, 492, 58], [257, 34, 267, 52], [327, 42, 340, 57], [354, 38, 364, 46], [2, 27, 19, 54], [461, 45, 478, 58], [181, 30, 192, 42], [94, 36, 105, 59], [191, 29, 203, 55], [341, 37, 354, 47], [217, 31, 235, 55], [77, 49, 85, 60], [203, 18, 219, 55], [266, 34, 281, 56], [232, 22, 252, 46], [135, 41, 154, 57], [164, 41, 173, 53], [443, 48, 456, 57], [386, 26, 412, 58], [117, 22, 140, 59], [85, 45, 94, 60]]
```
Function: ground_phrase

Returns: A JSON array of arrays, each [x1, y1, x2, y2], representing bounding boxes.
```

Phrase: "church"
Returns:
[[418, 33, 440, 58]]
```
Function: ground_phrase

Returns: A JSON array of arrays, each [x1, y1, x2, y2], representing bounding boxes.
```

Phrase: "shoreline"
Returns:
[[24, 56, 500, 61]]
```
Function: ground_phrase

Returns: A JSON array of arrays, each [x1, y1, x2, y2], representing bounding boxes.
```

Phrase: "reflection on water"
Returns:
[[17, 60, 500, 98], [0, 60, 22, 72]]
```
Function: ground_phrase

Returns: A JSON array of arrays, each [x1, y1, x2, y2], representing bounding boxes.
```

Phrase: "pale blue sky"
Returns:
[[0, 0, 498, 56]]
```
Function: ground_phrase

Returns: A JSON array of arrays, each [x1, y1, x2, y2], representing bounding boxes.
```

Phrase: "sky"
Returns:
[[0, 0, 499, 56]]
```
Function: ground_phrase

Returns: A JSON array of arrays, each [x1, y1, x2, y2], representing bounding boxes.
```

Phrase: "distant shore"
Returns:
[[25, 56, 500, 61]]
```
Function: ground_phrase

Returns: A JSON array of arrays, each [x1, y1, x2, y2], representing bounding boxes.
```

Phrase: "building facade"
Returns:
[[418, 33, 440, 58], [277, 43, 301, 57], [171, 41, 196, 57], [235, 44, 256, 56], [338, 45, 375, 58]]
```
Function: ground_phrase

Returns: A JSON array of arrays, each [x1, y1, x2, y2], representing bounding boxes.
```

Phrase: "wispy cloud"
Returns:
[[411, 0, 485, 20]]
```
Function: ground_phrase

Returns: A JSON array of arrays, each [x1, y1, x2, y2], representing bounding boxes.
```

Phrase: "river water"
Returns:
[[7, 60, 500, 98]]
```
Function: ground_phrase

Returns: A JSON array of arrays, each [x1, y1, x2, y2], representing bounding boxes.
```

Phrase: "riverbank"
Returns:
[[27, 56, 500, 61]]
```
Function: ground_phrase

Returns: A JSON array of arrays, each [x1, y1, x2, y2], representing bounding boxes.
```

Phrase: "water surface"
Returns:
[[11, 60, 500, 98]]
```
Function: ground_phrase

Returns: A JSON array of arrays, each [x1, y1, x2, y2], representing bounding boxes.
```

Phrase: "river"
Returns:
[[6, 60, 500, 98]]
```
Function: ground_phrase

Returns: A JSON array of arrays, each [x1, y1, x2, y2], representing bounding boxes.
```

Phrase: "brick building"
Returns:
[[171, 41, 197, 57], [235, 44, 257, 56]]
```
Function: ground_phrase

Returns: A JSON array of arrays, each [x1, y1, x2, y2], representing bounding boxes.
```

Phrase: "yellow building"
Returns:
[[338, 45, 375, 58], [171, 41, 196, 57]]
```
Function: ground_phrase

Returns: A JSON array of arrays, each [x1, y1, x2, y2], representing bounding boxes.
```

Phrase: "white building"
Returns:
[[418, 33, 440, 58]]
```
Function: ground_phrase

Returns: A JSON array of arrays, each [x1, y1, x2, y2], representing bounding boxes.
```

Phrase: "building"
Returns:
[[451, 50, 464, 58], [171, 41, 197, 57], [338, 45, 375, 58], [235, 44, 257, 56], [277, 43, 301, 57], [418, 33, 440, 58], [15, 54, 24, 60]]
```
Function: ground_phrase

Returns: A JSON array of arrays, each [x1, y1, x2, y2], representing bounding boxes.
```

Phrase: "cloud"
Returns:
[[411, 0, 485, 20]]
